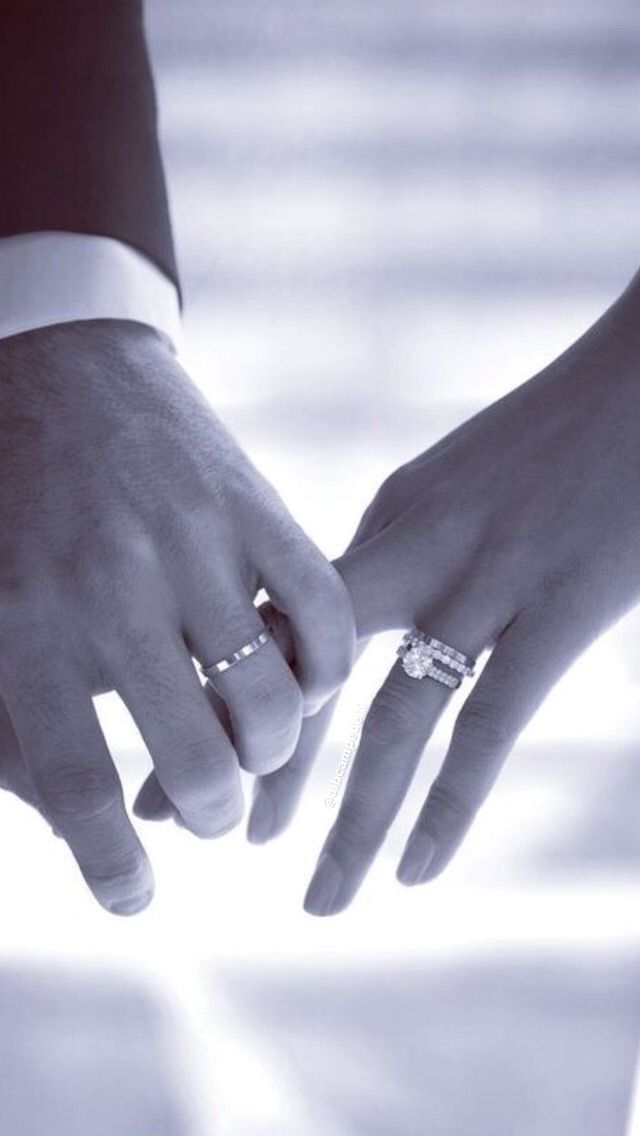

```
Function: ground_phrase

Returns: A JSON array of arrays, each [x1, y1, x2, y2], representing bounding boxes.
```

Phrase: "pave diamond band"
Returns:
[[397, 630, 475, 688], [200, 630, 269, 678]]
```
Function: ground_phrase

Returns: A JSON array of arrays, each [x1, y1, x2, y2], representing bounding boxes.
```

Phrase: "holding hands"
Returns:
[[3, 272, 640, 917], [4, 0, 638, 925]]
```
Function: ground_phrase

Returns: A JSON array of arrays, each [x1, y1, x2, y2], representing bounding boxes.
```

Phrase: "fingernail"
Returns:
[[302, 695, 326, 718], [304, 852, 343, 916], [397, 831, 436, 886], [108, 889, 154, 917], [184, 808, 243, 840], [247, 792, 275, 844]]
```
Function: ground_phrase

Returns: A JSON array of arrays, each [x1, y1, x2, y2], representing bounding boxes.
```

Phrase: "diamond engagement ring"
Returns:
[[397, 629, 475, 689], [200, 630, 269, 678]]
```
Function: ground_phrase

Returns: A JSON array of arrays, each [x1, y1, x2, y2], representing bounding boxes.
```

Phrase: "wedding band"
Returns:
[[397, 629, 476, 689], [200, 630, 269, 678]]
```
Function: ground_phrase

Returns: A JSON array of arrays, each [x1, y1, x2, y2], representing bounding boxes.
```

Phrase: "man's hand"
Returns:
[[0, 319, 354, 914]]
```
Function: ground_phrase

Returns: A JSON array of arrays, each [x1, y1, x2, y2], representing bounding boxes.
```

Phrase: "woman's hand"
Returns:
[[293, 273, 640, 915]]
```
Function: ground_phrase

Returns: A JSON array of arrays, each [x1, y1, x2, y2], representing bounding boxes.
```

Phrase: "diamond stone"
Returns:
[[402, 646, 427, 678]]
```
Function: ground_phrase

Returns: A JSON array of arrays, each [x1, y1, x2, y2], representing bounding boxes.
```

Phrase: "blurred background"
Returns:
[[3, 2, 640, 1133]]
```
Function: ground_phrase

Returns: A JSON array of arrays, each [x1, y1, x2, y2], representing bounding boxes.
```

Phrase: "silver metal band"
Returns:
[[200, 630, 269, 678], [397, 629, 476, 688]]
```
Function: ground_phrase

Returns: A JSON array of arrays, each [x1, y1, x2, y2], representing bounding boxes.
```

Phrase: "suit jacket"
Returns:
[[0, 0, 178, 290]]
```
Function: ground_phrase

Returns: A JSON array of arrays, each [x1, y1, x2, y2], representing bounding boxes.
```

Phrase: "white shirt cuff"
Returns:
[[0, 231, 181, 350]]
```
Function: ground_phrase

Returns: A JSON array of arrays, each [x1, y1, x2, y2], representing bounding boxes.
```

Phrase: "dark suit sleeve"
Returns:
[[0, 0, 179, 291]]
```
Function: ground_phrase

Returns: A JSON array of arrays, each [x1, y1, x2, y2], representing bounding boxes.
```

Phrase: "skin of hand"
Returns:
[[248, 271, 640, 916], [0, 319, 354, 915]]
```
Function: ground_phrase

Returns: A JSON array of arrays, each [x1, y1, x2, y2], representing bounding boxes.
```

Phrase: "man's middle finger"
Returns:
[[116, 629, 244, 838]]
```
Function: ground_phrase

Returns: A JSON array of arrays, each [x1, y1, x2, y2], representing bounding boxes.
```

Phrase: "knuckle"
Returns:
[[191, 798, 243, 837], [70, 524, 158, 608], [293, 563, 330, 606], [243, 705, 298, 757], [245, 669, 302, 722], [363, 686, 425, 747], [454, 698, 513, 754], [37, 761, 120, 823], [427, 778, 475, 824], [236, 665, 306, 751], [166, 740, 216, 796], [334, 795, 379, 854], [238, 711, 301, 772], [166, 737, 238, 809], [85, 850, 147, 890], [295, 554, 349, 613], [208, 602, 265, 662]]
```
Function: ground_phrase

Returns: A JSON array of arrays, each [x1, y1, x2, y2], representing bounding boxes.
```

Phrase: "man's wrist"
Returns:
[[0, 232, 181, 350]]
